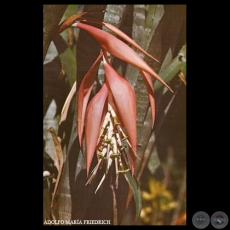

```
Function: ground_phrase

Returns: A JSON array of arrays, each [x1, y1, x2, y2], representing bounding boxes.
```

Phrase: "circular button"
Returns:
[[192, 211, 210, 229], [211, 211, 228, 229]]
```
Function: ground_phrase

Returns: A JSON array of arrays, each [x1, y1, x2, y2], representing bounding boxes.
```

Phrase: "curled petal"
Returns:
[[140, 70, 155, 128], [85, 83, 108, 176], [102, 22, 159, 63], [73, 22, 173, 93], [57, 12, 87, 34], [79, 19, 159, 63], [103, 55, 136, 174], [77, 52, 103, 147]]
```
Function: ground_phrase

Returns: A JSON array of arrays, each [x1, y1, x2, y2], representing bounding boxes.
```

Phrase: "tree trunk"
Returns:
[[43, 5, 68, 61]]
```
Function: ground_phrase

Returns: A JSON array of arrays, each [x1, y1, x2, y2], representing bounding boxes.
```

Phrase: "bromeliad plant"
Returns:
[[57, 13, 173, 193]]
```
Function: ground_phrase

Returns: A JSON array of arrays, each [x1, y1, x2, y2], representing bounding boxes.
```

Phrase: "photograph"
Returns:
[[43, 4, 186, 226]]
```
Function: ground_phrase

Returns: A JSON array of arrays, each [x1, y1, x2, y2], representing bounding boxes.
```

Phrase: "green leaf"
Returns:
[[154, 44, 186, 91], [124, 172, 142, 223], [145, 5, 164, 49], [59, 48, 76, 87], [181, 60, 186, 76], [58, 5, 82, 87], [145, 4, 157, 39], [147, 145, 161, 175]]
